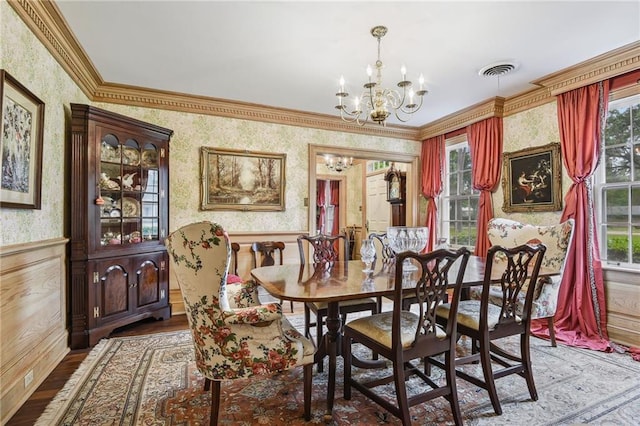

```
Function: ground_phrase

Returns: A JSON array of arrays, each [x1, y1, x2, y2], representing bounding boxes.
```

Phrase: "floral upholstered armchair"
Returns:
[[473, 217, 575, 346], [165, 221, 315, 424]]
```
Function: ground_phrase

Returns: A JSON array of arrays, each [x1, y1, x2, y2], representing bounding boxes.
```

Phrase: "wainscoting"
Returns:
[[0, 238, 69, 424], [604, 268, 640, 348]]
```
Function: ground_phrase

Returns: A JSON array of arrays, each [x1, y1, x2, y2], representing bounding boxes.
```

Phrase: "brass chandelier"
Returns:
[[335, 25, 427, 126], [325, 155, 353, 172]]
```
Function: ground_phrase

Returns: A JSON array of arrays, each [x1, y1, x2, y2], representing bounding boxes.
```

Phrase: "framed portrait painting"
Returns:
[[200, 147, 286, 211], [502, 143, 562, 213], [0, 70, 45, 209]]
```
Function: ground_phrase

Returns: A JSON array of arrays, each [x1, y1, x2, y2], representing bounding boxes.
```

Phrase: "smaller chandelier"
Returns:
[[325, 155, 353, 172], [335, 25, 427, 126]]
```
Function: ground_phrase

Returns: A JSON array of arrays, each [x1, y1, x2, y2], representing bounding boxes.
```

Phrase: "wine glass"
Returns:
[[359, 238, 376, 273]]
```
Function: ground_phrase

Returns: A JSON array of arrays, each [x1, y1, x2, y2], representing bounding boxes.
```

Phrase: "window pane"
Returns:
[[633, 225, 640, 264], [632, 186, 640, 224], [449, 174, 458, 196], [461, 171, 472, 195], [604, 146, 631, 183], [605, 188, 628, 223], [634, 144, 640, 181], [449, 150, 458, 172], [604, 106, 631, 146], [462, 147, 472, 170], [605, 224, 629, 263]]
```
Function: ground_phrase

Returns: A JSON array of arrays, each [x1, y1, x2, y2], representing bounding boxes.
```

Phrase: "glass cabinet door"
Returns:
[[98, 132, 162, 248]]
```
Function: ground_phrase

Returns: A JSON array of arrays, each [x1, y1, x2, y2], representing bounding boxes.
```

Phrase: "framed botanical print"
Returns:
[[0, 70, 45, 209], [502, 142, 562, 213]]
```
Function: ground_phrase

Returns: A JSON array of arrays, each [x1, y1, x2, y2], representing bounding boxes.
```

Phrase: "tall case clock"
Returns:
[[384, 165, 406, 226]]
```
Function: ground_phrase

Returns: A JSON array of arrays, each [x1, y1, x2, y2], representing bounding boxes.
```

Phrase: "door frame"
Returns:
[[308, 144, 420, 235]]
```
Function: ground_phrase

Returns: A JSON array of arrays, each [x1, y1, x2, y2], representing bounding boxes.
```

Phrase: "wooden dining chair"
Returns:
[[433, 243, 547, 416], [250, 241, 293, 312], [343, 247, 471, 426], [297, 233, 378, 372]]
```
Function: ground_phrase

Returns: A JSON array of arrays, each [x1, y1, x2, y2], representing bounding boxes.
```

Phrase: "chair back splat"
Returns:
[[297, 233, 350, 265], [251, 241, 292, 312], [343, 247, 471, 426], [165, 222, 315, 424]]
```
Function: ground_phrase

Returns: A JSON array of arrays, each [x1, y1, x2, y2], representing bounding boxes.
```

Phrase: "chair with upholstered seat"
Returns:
[[250, 241, 293, 312], [223, 242, 262, 309], [165, 222, 315, 424], [343, 247, 471, 426], [433, 243, 546, 416], [474, 217, 575, 346], [297, 233, 378, 372]]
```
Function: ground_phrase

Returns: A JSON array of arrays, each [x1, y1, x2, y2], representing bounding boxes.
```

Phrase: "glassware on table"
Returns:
[[387, 226, 429, 271], [359, 238, 376, 273]]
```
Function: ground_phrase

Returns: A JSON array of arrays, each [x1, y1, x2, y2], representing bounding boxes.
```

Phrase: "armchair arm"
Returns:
[[221, 302, 283, 325], [226, 279, 260, 308]]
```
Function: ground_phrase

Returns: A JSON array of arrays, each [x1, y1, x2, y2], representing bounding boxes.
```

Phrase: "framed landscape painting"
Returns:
[[502, 143, 562, 213], [200, 147, 286, 211], [0, 70, 45, 209]]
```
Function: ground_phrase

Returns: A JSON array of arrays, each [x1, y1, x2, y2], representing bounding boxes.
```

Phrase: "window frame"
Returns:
[[439, 134, 480, 249], [595, 84, 640, 271]]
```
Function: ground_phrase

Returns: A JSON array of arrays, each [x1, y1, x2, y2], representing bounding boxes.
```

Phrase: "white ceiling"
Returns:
[[55, 1, 640, 127]]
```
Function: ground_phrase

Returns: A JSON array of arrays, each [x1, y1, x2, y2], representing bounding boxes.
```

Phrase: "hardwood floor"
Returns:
[[8, 315, 190, 425]]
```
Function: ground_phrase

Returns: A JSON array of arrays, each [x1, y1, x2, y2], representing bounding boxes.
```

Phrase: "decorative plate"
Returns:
[[119, 197, 140, 217], [141, 150, 158, 168], [122, 147, 140, 166], [101, 143, 120, 162]]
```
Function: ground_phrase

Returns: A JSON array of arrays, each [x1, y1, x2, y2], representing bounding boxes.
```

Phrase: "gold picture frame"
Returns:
[[200, 147, 286, 211], [0, 70, 45, 209], [502, 142, 562, 213]]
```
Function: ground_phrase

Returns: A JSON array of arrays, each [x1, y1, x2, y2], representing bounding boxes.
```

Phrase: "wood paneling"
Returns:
[[604, 269, 640, 348], [0, 238, 69, 424]]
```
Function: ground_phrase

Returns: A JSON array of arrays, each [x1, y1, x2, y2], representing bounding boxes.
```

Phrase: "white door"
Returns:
[[366, 172, 391, 236]]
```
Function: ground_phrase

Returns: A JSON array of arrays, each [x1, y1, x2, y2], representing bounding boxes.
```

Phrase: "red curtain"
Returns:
[[330, 180, 340, 236], [421, 135, 445, 252], [316, 180, 326, 234], [536, 81, 611, 351], [467, 117, 503, 257]]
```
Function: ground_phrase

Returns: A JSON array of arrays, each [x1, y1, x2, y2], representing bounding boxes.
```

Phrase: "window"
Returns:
[[596, 90, 640, 268], [440, 137, 479, 248]]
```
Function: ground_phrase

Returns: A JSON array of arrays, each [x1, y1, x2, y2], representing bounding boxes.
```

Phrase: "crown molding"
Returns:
[[532, 40, 640, 96], [8, 0, 102, 98], [10, 1, 637, 143], [417, 97, 505, 140]]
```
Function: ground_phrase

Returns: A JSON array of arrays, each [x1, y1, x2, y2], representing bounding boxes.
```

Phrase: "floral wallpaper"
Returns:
[[499, 102, 569, 226], [0, 3, 89, 246]]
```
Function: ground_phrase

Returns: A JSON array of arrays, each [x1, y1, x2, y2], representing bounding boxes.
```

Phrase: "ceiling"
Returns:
[[55, 1, 640, 127]]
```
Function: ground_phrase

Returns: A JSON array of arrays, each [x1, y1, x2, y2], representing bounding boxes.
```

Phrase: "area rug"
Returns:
[[37, 317, 640, 425]]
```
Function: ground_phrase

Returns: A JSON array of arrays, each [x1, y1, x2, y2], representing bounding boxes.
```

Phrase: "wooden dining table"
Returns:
[[250, 256, 555, 421]]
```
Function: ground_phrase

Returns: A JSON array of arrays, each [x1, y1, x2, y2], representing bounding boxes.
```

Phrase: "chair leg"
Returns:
[[547, 316, 557, 347], [317, 312, 324, 372], [204, 377, 210, 391], [210, 380, 221, 426], [343, 334, 352, 400], [445, 347, 463, 426], [290, 300, 295, 313], [521, 334, 538, 401], [393, 359, 411, 426], [303, 363, 313, 420], [304, 304, 312, 340], [480, 340, 502, 415]]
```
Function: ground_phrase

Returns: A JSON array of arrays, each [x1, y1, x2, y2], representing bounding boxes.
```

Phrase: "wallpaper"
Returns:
[[0, 3, 90, 246]]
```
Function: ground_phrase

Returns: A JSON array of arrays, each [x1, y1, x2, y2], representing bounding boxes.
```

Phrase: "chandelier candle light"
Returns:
[[335, 25, 427, 126], [325, 155, 353, 172]]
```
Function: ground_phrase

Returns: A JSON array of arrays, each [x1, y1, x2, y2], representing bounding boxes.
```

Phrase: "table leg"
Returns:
[[322, 301, 341, 422]]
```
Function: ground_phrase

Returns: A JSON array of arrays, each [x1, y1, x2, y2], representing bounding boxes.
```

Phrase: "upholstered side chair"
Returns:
[[482, 217, 575, 346], [165, 222, 315, 424]]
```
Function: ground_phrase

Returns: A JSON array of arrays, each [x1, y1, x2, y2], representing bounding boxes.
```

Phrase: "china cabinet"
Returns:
[[69, 104, 173, 348]]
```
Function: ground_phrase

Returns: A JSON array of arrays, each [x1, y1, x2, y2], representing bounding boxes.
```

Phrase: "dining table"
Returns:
[[250, 255, 556, 421]]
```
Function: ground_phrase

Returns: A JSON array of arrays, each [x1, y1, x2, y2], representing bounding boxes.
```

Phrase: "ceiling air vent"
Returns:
[[478, 61, 518, 77]]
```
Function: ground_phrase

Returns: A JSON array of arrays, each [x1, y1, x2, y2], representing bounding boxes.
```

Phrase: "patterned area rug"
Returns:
[[37, 316, 640, 425]]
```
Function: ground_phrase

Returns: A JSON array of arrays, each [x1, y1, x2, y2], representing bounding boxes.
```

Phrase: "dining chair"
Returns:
[[165, 221, 315, 424], [297, 233, 378, 372], [433, 243, 546, 416], [250, 241, 293, 312], [342, 247, 471, 426], [223, 241, 261, 309], [476, 217, 575, 346]]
